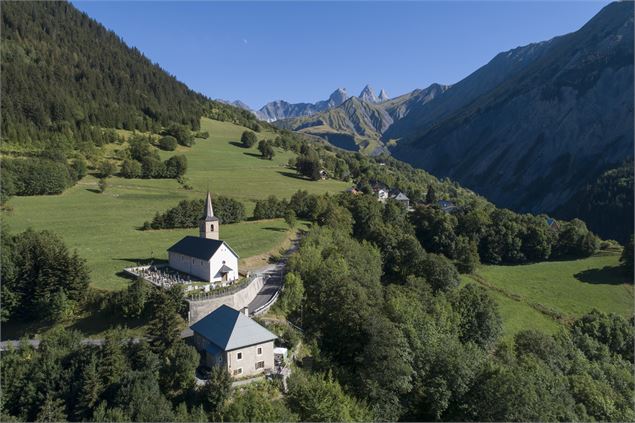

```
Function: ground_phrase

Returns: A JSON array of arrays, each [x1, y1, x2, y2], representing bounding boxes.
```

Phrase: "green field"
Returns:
[[3, 118, 348, 291], [469, 252, 634, 339]]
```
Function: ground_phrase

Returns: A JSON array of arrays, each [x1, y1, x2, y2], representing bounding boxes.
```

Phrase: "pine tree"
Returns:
[[75, 354, 103, 420], [99, 330, 128, 388], [426, 185, 437, 204], [148, 291, 182, 355], [35, 393, 67, 422]]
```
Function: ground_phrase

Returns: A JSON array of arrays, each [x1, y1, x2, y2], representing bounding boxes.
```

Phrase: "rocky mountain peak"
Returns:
[[378, 89, 389, 102], [359, 84, 378, 103], [328, 88, 350, 106]]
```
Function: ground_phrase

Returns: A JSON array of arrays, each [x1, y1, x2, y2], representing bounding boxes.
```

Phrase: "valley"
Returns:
[[1, 1, 633, 422]]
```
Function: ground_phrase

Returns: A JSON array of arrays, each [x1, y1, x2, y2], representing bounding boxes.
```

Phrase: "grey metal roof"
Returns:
[[191, 305, 277, 351], [394, 192, 409, 201], [167, 236, 239, 260]]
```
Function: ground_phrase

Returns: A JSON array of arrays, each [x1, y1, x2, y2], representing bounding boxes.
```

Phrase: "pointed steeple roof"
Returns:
[[203, 191, 219, 221]]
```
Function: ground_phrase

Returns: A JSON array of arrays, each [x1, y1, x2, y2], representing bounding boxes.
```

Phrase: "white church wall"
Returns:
[[168, 252, 211, 281], [208, 244, 239, 282]]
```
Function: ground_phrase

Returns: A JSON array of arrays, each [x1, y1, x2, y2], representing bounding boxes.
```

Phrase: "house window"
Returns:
[[255, 361, 265, 370], [236, 352, 242, 360], [210, 224, 214, 231], [233, 368, 242, 376], [257, 347, 262, 355]]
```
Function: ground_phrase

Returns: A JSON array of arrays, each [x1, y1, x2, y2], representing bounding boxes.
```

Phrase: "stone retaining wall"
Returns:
[[187, 276, 264, 323]]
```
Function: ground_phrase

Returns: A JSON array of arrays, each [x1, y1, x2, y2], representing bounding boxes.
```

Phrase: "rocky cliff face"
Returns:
[[389, 1, 634, 214]]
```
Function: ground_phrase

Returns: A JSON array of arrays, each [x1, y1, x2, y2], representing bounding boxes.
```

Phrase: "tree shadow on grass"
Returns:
[[1, 320, 55, 341], [68, 309, 149, 337], [574, 266, 631, 285], [276, 170, 309, 181], [86, 188, 101, 194], [243, 152, 263, 159], [229, 141, 245, 148], [263, 227, 287, 232], [115, 257, 168, 266]]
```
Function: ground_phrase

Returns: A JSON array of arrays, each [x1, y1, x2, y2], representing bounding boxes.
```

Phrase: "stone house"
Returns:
[[191, 305, 277, 378]]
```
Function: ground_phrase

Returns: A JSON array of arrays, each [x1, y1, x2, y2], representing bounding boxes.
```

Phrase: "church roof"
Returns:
[[191, 305, 277, 351], [167, 236, 239, 260], [203, 191, 219, 222]]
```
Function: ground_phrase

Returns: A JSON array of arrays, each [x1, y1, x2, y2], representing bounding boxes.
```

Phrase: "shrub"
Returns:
[[158, 136, 177, 151], [98, 178, 108, 193], [163, 155, 188, 178], [240, 130, 257, 148], [253, 195, 289, 220], [2, 158, 72, 196], [71, 158, 88, 180], [120, 159, 142, 178], [165, 124, 194, 147], [98, 161, 116, 178]]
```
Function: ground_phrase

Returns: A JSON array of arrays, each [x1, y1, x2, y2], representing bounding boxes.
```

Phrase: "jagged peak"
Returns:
[[359, 84, 379, 103]]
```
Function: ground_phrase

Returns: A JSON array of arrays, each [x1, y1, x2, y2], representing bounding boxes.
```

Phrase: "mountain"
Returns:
[[0, 1, 260, 148], [276, 83, 448, 153], [387, 1, 633, 217], [0, 1, 208, 142], [555, 160, 633, 243], [378, 89, 390, 102], [255, 88, 350, 121], [359, 85, 379, 103], [217, 99, 252, 111]]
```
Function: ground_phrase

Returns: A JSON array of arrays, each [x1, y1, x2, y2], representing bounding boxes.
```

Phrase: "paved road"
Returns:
[[247, 238, 299, 314]]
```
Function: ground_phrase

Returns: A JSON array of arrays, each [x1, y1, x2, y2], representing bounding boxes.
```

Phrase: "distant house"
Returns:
[[546, 217, 561, 231], [390, 191, 410, 208], [191, 305, 277, 378], [376, 188, 389, 203], [167, 192, 239, 283], [319, 169, 328, 180], [437, 200, 459, 213]]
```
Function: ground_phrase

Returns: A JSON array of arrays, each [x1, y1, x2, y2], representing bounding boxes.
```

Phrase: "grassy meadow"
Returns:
[[467, 251, 633, 339], [3, 118, 348, 291]]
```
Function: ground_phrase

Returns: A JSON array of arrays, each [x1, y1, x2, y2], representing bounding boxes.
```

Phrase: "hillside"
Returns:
[[555, 160, 634, 243], [2, 118, 349, 291], [389, 1, 634, 218], [0, 1, 261, 148]]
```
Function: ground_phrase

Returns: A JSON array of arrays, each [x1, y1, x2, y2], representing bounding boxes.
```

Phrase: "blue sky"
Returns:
[[72, 1, 609, 109]]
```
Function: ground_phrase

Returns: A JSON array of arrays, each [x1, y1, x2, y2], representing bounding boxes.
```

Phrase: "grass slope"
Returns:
[[3, 118, 348, 291], [468, 252, 633, 339]]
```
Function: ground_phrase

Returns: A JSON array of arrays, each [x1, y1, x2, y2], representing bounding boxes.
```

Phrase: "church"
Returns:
[[167, 192, 239, 283]]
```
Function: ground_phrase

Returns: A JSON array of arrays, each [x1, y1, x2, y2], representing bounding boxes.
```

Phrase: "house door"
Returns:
[[222, 272, 228, 282]]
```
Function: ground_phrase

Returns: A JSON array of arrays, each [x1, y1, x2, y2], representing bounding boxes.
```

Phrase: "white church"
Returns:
[[167, 192, 239, 283]]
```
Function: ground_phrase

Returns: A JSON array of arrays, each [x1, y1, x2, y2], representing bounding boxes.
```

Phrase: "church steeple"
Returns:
[[204, 191, 214, 220], [199, 191, 219, 240]]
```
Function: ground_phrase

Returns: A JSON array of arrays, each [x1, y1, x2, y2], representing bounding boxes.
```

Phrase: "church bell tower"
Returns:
[[199, 191, 220, 240]]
